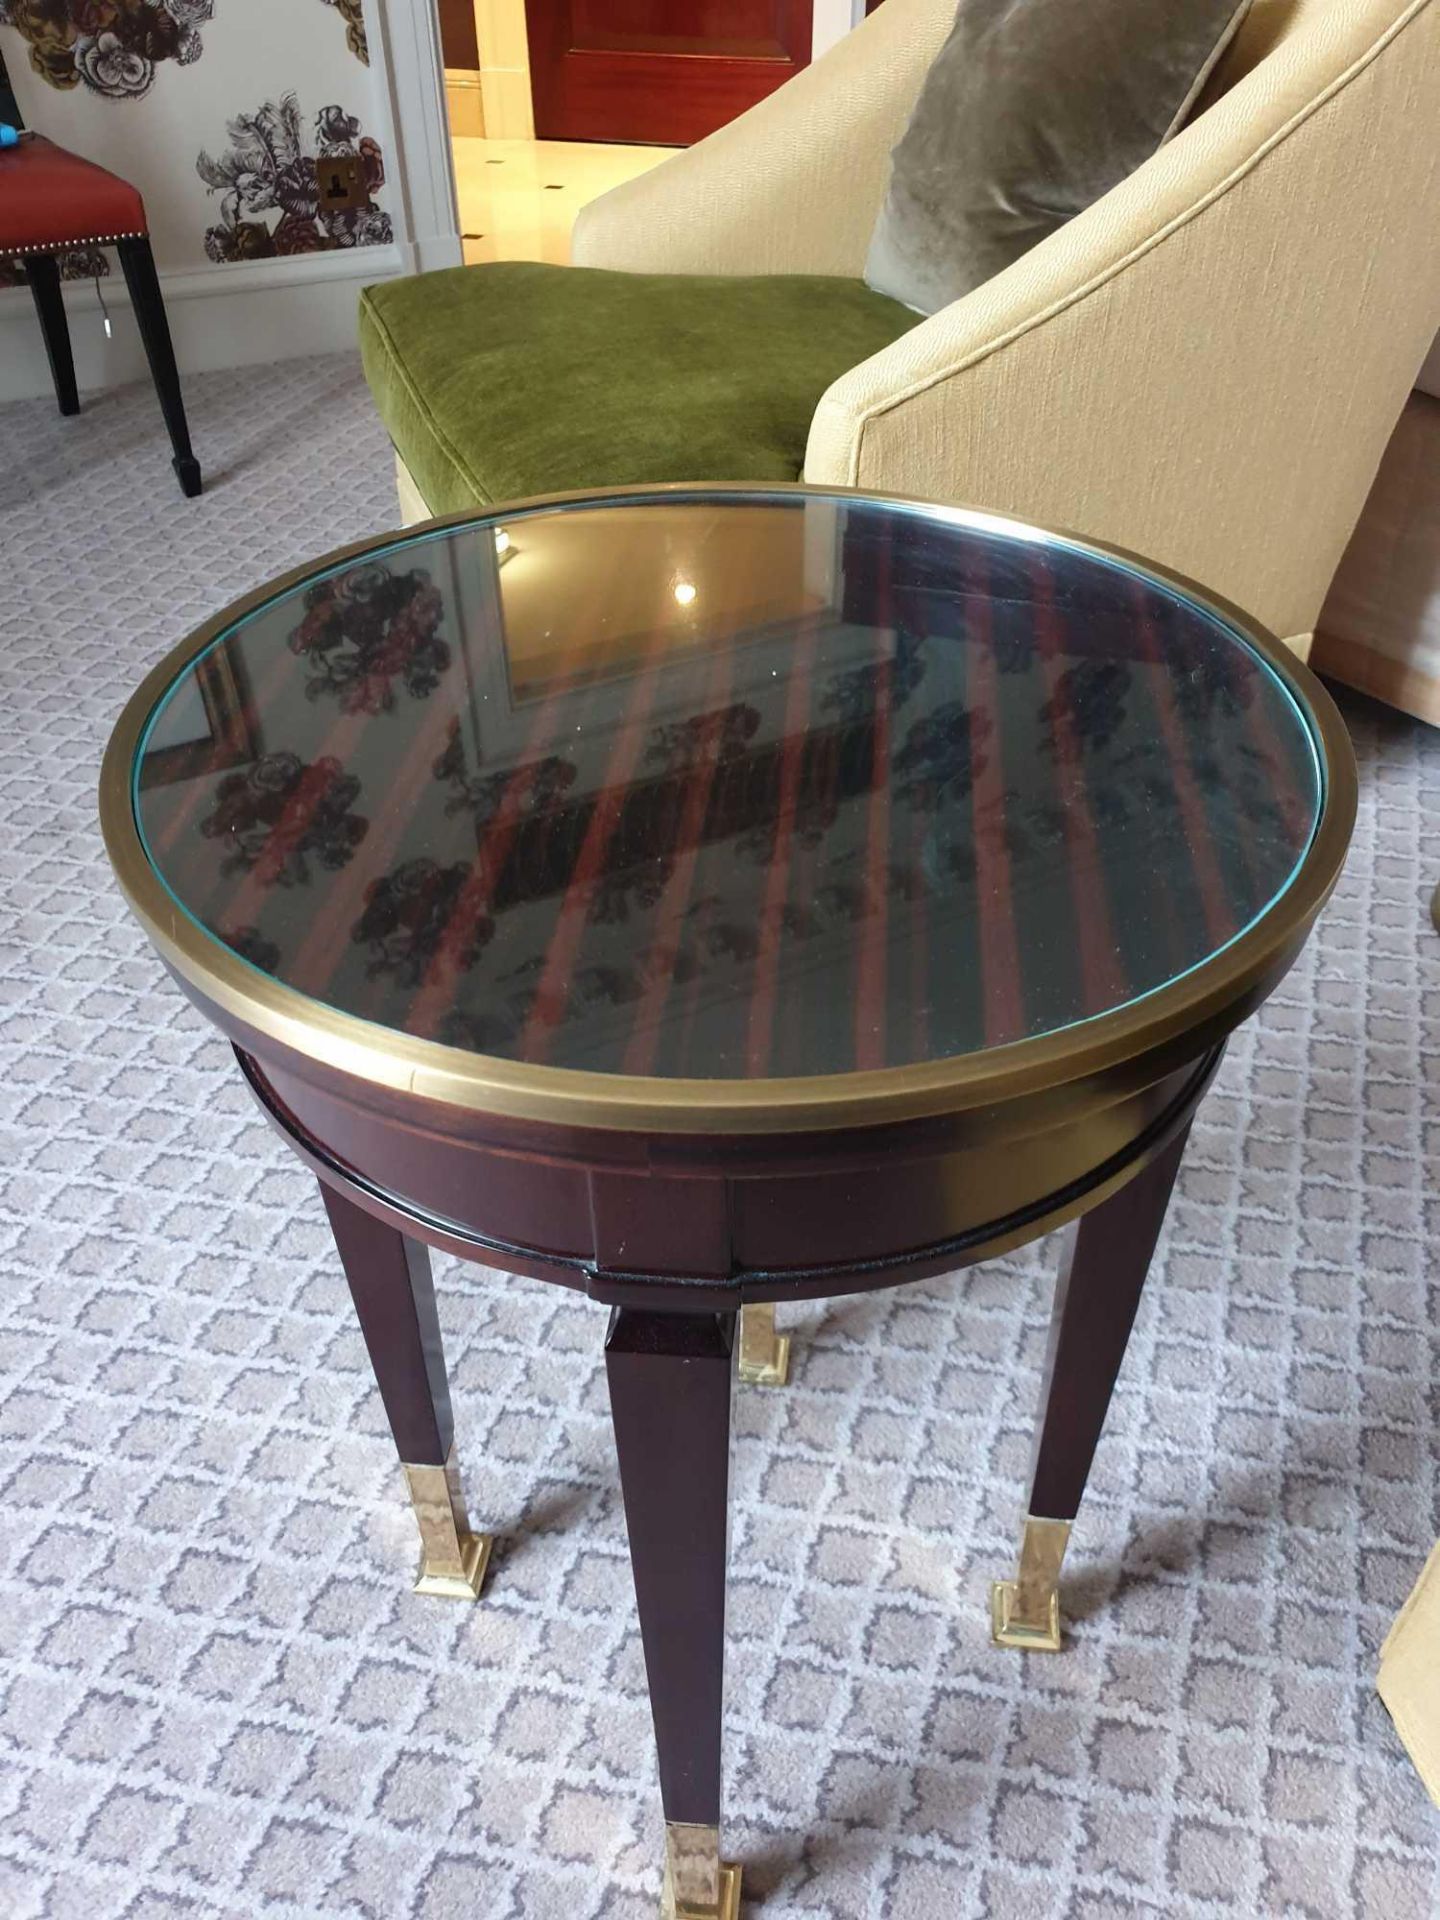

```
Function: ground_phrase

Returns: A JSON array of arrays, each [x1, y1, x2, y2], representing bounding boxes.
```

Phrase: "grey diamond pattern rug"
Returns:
[[2, 357, 1438, 1919]]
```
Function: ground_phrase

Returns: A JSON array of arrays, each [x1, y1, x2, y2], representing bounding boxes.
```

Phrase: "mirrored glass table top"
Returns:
[[124, 490, 1326, 1092]]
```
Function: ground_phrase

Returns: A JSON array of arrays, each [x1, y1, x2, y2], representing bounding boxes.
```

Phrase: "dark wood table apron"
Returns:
[[100, 484, 1356, 1920]]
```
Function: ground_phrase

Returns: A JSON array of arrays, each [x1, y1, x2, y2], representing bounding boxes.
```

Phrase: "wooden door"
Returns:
[[527, 0, 813, 146], [437, 0, 481, 68]]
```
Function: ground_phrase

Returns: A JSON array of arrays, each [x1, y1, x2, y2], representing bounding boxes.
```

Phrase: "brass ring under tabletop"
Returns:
[[99, 482, 1357, 1140]]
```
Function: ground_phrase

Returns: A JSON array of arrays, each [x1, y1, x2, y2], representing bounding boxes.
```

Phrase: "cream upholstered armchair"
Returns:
[[535, 0, 1440, 661]]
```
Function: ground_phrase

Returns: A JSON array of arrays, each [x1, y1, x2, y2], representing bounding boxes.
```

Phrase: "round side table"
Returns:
[[100, 485, 1355, 1918]]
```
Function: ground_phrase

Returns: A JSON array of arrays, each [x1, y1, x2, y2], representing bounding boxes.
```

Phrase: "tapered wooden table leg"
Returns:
[[606, 1307, 741, 1920], [320, 1181, 492, 1599], [992, 1126, 1191, 1651]]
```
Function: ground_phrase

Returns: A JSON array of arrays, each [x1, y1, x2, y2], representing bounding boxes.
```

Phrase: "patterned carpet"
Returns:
[[2, 357, 1438, 1920]]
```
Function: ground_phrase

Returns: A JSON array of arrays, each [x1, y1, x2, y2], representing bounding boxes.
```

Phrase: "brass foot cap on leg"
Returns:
[[990, 1577, 1062, 1652], [661, 1862, 741, 1920], [738, 1332, 791, 1388], [413, 1530, 493, 1601]]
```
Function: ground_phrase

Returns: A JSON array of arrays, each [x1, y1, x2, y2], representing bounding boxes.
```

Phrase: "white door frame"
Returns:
[[814, 0, 866, 61], [366, 0, 464, 274]]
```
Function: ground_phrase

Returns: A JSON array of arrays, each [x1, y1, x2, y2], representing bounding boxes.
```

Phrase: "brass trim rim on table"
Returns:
[[98, 482, 1358, 1136]]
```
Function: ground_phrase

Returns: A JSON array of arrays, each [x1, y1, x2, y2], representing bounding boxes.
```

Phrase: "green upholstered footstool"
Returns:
[[358, 261, 920, 514]]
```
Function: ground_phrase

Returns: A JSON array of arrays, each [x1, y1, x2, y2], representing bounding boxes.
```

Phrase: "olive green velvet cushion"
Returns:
[[358, 261, 921, 514]]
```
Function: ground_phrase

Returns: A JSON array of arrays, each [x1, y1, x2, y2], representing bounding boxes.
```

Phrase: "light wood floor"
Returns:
[[453, 137, 676, 266]]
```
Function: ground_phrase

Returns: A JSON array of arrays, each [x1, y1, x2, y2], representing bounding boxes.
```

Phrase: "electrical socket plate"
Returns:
[[315, 154, 369, 214]]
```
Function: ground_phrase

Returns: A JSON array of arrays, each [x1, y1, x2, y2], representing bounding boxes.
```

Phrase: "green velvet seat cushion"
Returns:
[[358, 261, 921, 515]]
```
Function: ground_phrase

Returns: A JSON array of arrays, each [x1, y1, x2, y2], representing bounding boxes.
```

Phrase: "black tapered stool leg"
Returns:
[[320, 1180, 491, 1599], [992, 1123, 1191, 1652], [115, 235, 202, 498], [606, 1307, 740, 1920], [24, 252, 79, 416]]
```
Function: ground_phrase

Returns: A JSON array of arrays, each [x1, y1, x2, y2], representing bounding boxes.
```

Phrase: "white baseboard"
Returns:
[[0, 242, 406, 404]]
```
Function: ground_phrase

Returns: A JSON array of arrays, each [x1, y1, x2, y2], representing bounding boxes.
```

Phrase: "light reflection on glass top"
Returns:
[[132, 491, 1322, 1081]]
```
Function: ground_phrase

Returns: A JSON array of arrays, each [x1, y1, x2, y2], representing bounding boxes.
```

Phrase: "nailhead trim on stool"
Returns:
[[10, 229, 147, 251]]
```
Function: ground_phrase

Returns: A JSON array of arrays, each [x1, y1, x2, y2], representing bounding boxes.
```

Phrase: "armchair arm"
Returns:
[[806, 0, 1440, 648], [571, 0, 952, 278]]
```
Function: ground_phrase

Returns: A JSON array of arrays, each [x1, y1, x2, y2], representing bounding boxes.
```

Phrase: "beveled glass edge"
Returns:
[[101, 481, 1357, 1135]]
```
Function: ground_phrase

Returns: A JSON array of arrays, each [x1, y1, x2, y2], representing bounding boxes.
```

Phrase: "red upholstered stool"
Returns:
[[1, 75, 201, 496]]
